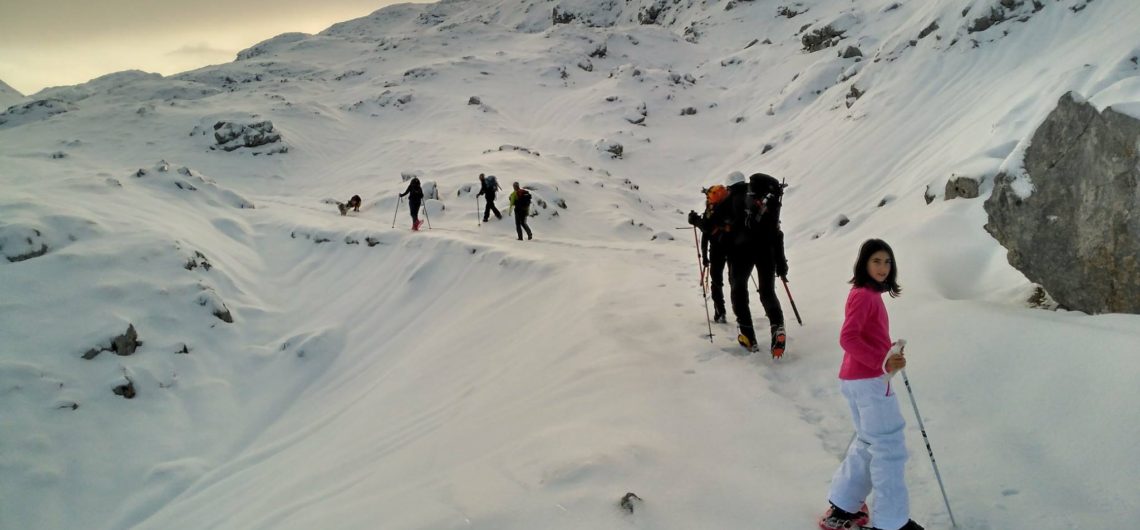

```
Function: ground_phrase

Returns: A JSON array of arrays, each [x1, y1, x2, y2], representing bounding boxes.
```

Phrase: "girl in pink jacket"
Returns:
[[820, 239, 923, 530]]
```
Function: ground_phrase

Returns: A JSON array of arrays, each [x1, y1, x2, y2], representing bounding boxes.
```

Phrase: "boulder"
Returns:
[[945, 175, 982, 200], [984, 92, 1140, 313], [211, 120, 285, 153]]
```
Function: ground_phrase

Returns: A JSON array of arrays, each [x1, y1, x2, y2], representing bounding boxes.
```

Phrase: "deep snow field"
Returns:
[[2, 0, 1139, 528]]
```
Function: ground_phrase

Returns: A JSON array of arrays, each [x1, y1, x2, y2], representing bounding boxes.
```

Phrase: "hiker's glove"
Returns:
[[776, 259, 788, 279], [687, 210, 701, 227]]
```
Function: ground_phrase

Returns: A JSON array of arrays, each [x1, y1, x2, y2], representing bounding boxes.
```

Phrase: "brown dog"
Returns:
[[338, 195, 362, 215]]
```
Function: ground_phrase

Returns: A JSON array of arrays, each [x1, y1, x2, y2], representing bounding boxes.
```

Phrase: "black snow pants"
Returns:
[[483, 193, 502, 221], [709, 241, 727, 316], [728, 244, 784, 342], [515, 206, 532, 240]]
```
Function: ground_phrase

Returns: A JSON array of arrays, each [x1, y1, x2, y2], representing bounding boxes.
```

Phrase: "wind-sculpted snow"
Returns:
[[2, 0, 1140, 529]]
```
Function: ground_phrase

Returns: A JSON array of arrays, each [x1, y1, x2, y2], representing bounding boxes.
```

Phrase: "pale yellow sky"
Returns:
[[0, 0, 422, 95]]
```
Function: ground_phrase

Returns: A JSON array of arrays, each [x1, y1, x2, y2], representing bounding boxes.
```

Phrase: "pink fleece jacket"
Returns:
[[838, 286, 892, 380]]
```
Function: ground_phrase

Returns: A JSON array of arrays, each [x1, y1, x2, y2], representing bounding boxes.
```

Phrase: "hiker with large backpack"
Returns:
[[477, 173, 503, 222], [508, 181, 533, 241], [398, 177, 425, 231], [687, 176, 734, 323], [724, 172, 790, 357]]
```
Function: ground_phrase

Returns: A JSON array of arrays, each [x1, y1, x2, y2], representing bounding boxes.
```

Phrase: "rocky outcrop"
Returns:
[[0, 99, 76, 129], [209, 120, 286, 153], [82, 324, 141, 360], [984, 92, 1140, 314]]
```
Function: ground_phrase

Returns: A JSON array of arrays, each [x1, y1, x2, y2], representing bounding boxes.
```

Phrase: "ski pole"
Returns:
[[477, 196, 481, 227], [781, 277, 803, 326], [391, 197, 401, 228], [691, 227, 714, 343], [901, 369, 957, 528], [422, 200, 432, 230]]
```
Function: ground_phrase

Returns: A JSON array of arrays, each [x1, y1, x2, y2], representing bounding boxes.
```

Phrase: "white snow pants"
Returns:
[[828, 376, 909, 530]]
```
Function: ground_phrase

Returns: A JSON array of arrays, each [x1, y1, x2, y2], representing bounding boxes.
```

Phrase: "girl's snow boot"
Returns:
[[818, 502, 869, 529]]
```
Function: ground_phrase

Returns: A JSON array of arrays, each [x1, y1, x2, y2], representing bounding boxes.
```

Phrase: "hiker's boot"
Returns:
[[737, 327, 759, 353], [713, 305, 727, 324], [337, 203, 347, 216], [770, 324, 787, 359]]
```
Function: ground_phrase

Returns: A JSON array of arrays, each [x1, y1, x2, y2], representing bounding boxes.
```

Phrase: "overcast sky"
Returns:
[[0, 0, 422, 96]]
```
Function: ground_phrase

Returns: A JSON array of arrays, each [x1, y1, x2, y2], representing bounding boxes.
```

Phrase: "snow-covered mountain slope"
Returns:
[[2, 1, 1139, 529], [0, 78, 27, 110]]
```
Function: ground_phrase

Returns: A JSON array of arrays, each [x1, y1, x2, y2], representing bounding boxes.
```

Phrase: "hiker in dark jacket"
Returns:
[[687, 176, 735, 323], [476, 173, 503, 222], [724, 172, 789, 357], [508, 181, 533, 241], [399, 177, 425, 231]]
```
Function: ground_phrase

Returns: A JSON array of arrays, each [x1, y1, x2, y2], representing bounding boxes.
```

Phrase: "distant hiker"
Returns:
[[477, 173, 503, 222], [508, 181, 533, 241], [337, 194, 362, 216], [399, 177, 425, 231], [687, 178, 733, 323], [820, 239, 923, 530], [723, 171, 789, 356]]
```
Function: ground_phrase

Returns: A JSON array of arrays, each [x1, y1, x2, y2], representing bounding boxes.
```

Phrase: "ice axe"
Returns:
[[781, 277, 803, 326]]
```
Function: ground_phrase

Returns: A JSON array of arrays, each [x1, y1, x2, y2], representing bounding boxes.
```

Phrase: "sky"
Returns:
[[0, 0, 425, 96]]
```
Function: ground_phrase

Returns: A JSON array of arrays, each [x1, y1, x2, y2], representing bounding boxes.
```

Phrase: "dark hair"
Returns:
[[850, 238, 901, 297]]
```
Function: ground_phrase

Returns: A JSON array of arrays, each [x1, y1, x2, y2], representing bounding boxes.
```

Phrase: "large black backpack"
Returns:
[[745, 173, 784, 234]]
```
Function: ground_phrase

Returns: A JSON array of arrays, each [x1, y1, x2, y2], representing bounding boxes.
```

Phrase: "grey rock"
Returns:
[[112, 324, 141, 355], [82, 323, 141, 359], [984, 92, 1140, 314], [212, 120, 283, 152], [945, 175, 982, 200]]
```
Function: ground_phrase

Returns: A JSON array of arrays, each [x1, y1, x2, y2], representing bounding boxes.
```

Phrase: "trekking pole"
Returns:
[[391, 197, 401, 228], [476, 196, 481, 227], [690, 227, 714, 343], [901, 368, 958, 528], [422, 201, 432, 230], [780, 277, 803, 326]]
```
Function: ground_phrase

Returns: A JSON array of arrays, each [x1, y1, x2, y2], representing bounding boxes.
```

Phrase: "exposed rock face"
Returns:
[[984, 92, 1140, 314]]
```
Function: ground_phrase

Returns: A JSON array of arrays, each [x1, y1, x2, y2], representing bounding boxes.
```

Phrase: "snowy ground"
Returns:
[[2, 0, 1139, 529]]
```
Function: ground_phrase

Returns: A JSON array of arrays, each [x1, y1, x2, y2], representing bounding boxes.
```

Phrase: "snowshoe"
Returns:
[[770, 325, 787, 359], [858, 520, 923, 530], [337, 202, 347, 216], [818, 502, 869, 530]]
